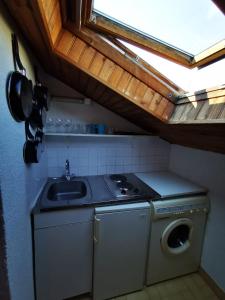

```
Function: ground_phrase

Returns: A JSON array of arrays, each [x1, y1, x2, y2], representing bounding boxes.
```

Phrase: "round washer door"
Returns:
[[161, 218, 193, 255]]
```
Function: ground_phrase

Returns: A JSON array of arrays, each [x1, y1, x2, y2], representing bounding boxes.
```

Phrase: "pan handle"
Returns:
[[25, 121, 34, 141], [12, 33, 26, 75], [34, 65, 40, 85]]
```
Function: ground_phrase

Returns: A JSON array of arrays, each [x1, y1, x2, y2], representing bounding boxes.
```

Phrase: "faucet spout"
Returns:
[[65, 159, 71, 181]]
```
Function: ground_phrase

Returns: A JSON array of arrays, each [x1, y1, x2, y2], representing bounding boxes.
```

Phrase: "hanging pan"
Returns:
[[33, 66, 49, 111], [29, 66, 48, 129], [6, 33, 33, 122], [29, 103, 46, 129], [35, 128, 44, 143], [23, 121, 41, 164]]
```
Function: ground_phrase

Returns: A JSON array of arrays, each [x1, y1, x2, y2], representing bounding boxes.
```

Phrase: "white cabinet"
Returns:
[[34, 208, 93, 300], [93, 202, 151, 300]]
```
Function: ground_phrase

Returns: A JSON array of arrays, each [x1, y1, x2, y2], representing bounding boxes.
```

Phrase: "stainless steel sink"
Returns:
[[40, 177, 92, 209], [47, 181, 87, 201]]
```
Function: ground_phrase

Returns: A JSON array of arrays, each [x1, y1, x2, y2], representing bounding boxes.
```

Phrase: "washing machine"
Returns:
[[146, 195, 209, 285]]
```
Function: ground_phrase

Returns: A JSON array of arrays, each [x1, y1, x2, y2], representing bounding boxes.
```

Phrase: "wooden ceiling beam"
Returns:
[[75, 0, 82, 30], [105, 36, 185, 93], [60, 0, 83, 30], [158, 121, 225, 154], [54, 29, 175, 122], [63, 26, 181, 99], [60, 5, 183, 97], [82, 0, 93, 25]]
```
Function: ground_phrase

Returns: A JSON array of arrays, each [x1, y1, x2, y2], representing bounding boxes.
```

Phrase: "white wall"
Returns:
[[42, 73, 146, 134], [0, 7, 48, 300], [47, 136, 170, 177], [44, 71, 171, 178], [169, 145, 225, 292]]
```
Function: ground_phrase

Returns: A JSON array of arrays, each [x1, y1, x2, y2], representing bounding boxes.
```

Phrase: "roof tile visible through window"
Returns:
[[94, 0, 225, 55]]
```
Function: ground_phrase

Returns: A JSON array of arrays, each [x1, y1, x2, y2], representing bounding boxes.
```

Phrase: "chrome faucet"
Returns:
[[65, 159, 71, 181]]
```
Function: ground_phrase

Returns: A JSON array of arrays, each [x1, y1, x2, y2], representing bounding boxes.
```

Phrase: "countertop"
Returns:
[[35, 174, 153, 212], [34, 171, 206, 213], [135, 171, 206, 198]]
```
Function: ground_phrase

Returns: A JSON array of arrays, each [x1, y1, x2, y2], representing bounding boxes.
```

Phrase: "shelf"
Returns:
[[45, 133, 149, 138]]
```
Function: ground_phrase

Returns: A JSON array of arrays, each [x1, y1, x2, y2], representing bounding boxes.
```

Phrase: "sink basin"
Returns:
[[47, 180, 87, 201], [39, 177, 92, 210]]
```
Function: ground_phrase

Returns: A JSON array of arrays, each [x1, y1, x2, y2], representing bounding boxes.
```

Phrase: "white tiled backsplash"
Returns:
[[46, 136, 170, 177]]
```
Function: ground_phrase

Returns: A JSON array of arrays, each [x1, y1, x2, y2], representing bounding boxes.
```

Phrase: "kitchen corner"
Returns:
[[32, 168, 208, 300]]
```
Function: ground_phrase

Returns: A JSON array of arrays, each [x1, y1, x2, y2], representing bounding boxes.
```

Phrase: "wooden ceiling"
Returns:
[[3, 0, 225, 154]]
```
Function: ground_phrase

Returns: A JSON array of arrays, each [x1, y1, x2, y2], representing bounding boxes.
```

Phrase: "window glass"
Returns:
[[94, 0, 225, 55]]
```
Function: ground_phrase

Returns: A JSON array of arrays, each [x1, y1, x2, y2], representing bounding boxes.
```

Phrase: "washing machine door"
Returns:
[[161, 218, 193, 255]]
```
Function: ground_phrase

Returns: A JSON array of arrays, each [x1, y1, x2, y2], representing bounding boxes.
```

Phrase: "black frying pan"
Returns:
[[6, 33, 33, 122], [23, 121, 41, 164], [29, 66, 48, 129], [29, 103, 46, 129], [35, 128, 44, 143]]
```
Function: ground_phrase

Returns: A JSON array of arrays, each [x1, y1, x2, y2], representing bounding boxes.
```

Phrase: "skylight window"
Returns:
[[94, 0, 225, 55], [121, 41, 225, 92]]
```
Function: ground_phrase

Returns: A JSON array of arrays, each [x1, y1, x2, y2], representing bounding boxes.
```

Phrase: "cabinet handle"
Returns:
[[140, 214, 147, 218], [94, 216, 100, 243]]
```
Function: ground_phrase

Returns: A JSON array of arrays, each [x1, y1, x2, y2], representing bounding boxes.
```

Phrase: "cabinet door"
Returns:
[[35, 222, 93, 300], [93, 208, 150, 300]]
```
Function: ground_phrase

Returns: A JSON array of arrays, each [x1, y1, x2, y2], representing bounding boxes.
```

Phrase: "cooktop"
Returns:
[[104, 173, 160, 200]]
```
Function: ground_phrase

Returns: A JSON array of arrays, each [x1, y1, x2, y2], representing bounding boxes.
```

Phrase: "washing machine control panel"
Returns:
[[152, 196, 209, 218]]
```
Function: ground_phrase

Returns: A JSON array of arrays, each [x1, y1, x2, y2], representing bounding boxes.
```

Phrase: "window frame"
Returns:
[[82, 0, 225, 69]]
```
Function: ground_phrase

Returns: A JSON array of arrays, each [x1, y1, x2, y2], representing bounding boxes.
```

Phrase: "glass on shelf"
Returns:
[[64, 119, 73, 133], [72, 123, 80, 134], [86, 124, 97, 134], [45, 117, 55, 133], [46, 118, 112, 135], [72, 123, 86, 134], [54, 118, 64, 133]]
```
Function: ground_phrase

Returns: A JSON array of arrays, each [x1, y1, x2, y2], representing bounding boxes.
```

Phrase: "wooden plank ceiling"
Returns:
[[3, 0, 225, 154]]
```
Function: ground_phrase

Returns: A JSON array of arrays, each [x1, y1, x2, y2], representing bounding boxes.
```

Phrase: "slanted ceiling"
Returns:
[[3, 0, 225, 154]]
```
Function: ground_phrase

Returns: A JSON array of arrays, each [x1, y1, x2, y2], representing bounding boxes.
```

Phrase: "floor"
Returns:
[[73, 272, 219, 300], [113, 273, 219, 300]]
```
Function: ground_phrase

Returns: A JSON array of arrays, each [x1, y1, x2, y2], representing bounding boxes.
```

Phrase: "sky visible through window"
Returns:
[[94, 0, 225, 92], [94, 0, 225, 55], [121, 41, 225, 92]]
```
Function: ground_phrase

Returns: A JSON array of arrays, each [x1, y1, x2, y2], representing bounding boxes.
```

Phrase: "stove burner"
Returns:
[[117, 182, 134, 191], [110, 174, 127, 183], [104, 173, 160, 200]]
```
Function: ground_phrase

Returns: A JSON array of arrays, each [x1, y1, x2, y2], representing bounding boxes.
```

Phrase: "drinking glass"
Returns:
[[64, 119, 73, 133], [55, 118, 64, 133], [45, 117, 54, 133]]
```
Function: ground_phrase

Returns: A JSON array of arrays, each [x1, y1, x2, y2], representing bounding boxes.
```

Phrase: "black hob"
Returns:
[[109, 174, 127, 183], [104, 173, 159, 200]]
